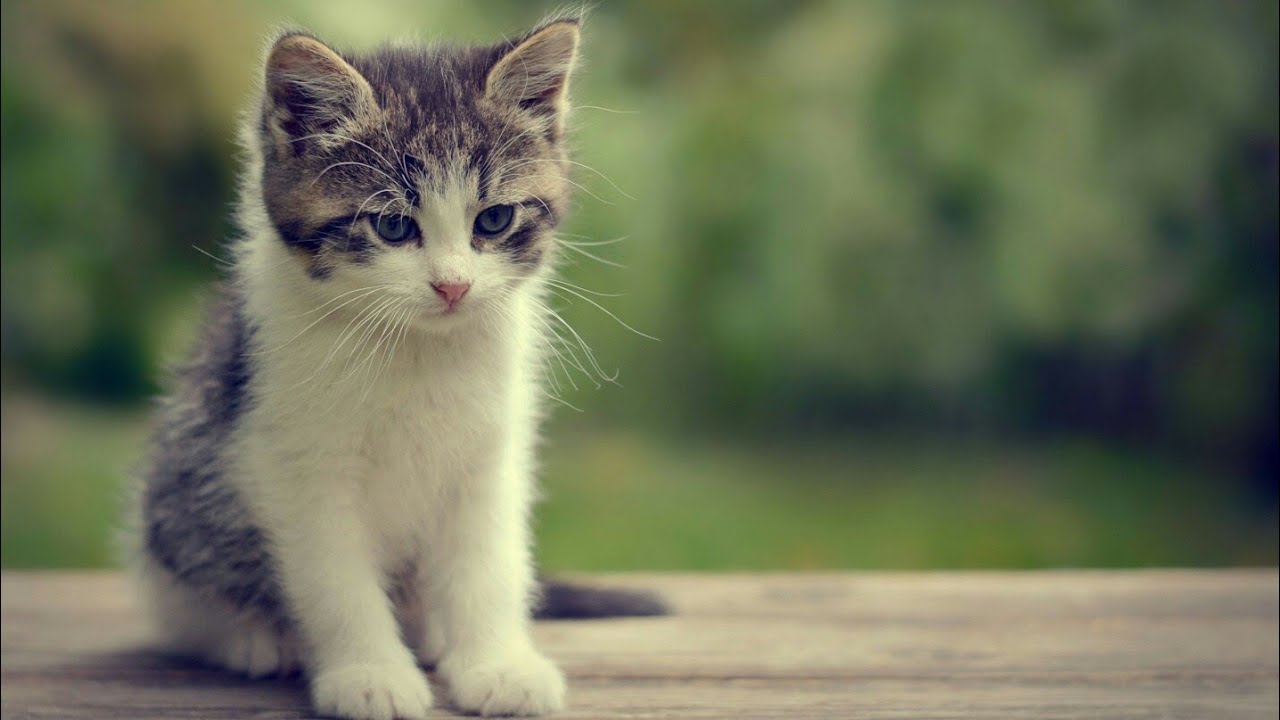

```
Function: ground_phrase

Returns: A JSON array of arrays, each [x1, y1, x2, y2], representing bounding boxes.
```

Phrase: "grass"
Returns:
[[1, 398, 149, 567], [2, 397, 1275, 569], [537, 430, 1278, 570]]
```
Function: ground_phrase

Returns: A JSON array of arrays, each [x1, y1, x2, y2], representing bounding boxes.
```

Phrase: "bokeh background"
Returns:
[[2, 0, 1276, 571]]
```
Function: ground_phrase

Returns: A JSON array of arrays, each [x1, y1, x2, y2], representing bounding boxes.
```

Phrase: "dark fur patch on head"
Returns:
[[258, 24, 580, 279], [498, 198, 558, 265]]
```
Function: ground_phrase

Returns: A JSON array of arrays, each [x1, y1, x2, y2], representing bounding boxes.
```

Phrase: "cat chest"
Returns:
[[353, 379, 506, 525], [367, 373, 506, 460]]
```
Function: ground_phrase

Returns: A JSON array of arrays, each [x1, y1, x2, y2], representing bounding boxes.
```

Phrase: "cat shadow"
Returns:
[[51, 647, 310, 714], [56, 646, 461, 717]]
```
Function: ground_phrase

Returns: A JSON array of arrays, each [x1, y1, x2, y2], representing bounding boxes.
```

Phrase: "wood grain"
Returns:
[[2, 571, 1276, 719]]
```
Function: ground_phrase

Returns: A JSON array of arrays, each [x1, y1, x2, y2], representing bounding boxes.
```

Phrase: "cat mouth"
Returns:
[[418, 300, 474, 321]]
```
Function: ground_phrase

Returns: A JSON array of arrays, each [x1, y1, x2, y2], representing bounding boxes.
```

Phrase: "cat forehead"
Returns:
[[337, 46, 543, 173], [350, 47, 489, 132]]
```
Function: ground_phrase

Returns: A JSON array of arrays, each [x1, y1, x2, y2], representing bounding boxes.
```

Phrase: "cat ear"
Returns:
[[263, 32, 377, 151], [485, 19, 580, 132]]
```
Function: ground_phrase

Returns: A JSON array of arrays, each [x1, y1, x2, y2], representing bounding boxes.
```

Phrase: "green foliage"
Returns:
[[3, 403, 1274, 569], [538, 430, 1276, 570]]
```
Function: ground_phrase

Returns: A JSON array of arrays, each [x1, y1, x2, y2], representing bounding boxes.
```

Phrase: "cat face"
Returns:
[[256, 20, 579, 329]]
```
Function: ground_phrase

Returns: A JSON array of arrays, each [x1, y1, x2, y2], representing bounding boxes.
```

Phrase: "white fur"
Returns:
[[138, 152, 566, 718]]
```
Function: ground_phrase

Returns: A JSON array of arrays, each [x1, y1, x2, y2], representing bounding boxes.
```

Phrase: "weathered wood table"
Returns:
[[2, 571, 1276, 719]]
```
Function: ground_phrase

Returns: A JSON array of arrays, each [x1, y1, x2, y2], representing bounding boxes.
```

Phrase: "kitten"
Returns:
[[130, 15, 662, 720]]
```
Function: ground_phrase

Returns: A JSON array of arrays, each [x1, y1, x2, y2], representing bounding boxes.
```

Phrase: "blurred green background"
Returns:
[[1, 0, 1276, 570]]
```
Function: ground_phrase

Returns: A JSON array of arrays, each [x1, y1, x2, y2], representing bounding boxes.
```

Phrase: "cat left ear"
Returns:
[[263, 32, 378, 153], [485, 19, 581, 133]]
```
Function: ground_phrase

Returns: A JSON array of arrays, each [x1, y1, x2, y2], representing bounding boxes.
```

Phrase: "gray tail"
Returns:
[[534, 578, 670, 619]]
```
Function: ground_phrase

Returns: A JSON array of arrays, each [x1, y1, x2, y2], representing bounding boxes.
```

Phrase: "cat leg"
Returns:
[[426, 474, 566, 717], [258, 466, 433, 720], [212, 617, 301, 678], [135, 557, 299, 678]]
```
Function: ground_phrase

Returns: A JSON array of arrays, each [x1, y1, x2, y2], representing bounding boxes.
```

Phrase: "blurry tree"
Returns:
[[1, 0, 1275, 489], [589, 1, 1277, 487]]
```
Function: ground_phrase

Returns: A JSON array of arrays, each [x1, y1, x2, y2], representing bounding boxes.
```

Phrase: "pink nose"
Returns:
[[432, 281, 471, 307]]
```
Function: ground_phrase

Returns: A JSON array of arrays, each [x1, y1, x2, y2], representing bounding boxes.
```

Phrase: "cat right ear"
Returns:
[[485, 19, 581, 137], [262, 32, 377, 153]]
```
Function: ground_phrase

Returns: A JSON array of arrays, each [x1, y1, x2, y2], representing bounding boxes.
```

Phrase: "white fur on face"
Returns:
[[319, 164, 534, 334]]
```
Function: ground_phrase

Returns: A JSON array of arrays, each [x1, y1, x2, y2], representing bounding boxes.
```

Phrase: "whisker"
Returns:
[[516, 298, 592, 393], [545, 278, 625, 298], [290, 132, 398, 174], [573, 105, 639, 114], [314, 294, 399, 378], [501, 157, 635, 201], [342, 298, 405, 381], [349, 189, 399, 231], [361, 303, 414, 404], [309, 160, 400, 188], [348, 300, 412, 403], [282, 284, 393, 321], [337, 296, 402, 377], [191, 245, 235, 267], [529, 296, 617, 386], [272, 292, 393, 399], [544, 285, 659, 342], [251, 285, 392, 356], [497, 172, 616, 206], [556, 242, 627, 269], [541, 389, 583, 412], [558, 233, 629, 247]]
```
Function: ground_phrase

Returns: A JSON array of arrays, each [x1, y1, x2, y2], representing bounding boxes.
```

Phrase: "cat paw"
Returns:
[[311, 661, 434, 720], [440, 650, 566, 716], [215, 624, 300, 678]]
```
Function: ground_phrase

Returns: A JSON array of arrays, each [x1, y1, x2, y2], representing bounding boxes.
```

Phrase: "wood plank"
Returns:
[[2, 571, 1277, 719]]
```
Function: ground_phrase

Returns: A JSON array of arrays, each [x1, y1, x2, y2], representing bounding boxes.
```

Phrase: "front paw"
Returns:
[[311, 661, 434, 720], [440, 649, 566, 717]]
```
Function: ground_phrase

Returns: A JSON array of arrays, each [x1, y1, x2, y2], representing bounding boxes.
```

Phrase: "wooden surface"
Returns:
[[1, 570, 1277, 719]]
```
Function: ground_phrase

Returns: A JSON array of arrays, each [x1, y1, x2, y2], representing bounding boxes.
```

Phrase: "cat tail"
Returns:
[[534, 578, 670, 619]]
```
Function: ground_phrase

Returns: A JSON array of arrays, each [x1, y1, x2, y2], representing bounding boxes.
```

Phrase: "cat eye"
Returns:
[[371, 214, 417, 244], [474, 205, 515, 236]]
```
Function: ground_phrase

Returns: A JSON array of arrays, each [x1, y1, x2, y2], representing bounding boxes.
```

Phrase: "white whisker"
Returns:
[[555, 241, 627, 269], [191, 245, 235, 267], [573, 105, 639, 114], [252, 285, 392, 356], [557, 233, 629, 247], [545, 285, 659, 342], [502, 157, 635, 201], [545, 278, 624, 298], [309, 160, 400, 188]]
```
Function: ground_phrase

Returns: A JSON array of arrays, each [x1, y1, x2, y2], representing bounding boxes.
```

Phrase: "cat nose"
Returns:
[[431, 281, 471, 307]]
